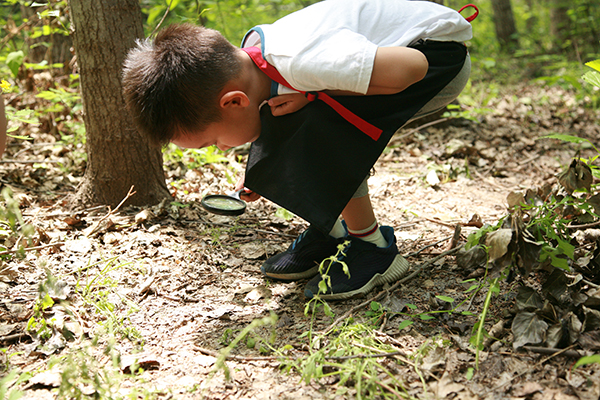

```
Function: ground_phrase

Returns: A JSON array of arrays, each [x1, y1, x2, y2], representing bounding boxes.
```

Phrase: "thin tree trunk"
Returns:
[[492, 0, 519, 52], [551, 0, 571, 53], [68, 0, 170, 208]]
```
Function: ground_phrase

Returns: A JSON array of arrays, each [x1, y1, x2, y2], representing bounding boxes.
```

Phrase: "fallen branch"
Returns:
[[84, 186, 136, 237], [194, 345, 279, 362], [0, 242, 65, 257], [522, 345, 581, 359]]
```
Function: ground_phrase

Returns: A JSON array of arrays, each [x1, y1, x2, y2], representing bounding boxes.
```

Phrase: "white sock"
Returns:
[[348, 221, 388, 248], [328, 218, 347, 238]]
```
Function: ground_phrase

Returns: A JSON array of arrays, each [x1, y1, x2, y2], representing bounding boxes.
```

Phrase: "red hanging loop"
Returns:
[[458, 4, 479, 22]]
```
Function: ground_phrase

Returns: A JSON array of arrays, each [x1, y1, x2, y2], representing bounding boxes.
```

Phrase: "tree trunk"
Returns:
[[491, 0, 519, 52], [551, 0, 571, 52], [68, 0, 170, 208]]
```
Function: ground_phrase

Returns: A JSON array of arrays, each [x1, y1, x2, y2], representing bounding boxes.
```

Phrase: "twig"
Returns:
[[421, 216, 462, 228], [23, 205, 108, 218], [0, 242, 65, 256], [193, 217, 297, 238], [351, 342, 440, 383], [84, 186, 136, 237], [394, 118, 450, 141], [0, 159, 64, 164], [483, 345, 579, 396], [150, 0, 174, 38], [582, 279, 600, 289], [194, 345, 278, 362], [566, 219, 600, 229], [0, 332, 30, 343], [522, 346, 581, 358], [326, 350, 407, 361], [406, 236, 453, 257], [0, 17, 37, 51]]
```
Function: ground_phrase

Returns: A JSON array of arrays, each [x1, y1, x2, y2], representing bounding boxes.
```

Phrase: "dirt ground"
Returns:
[[1, 83, 600, 399]]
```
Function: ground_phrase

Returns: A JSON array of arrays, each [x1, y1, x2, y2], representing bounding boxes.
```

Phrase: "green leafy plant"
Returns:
[[74, 257, 142, 342], [0, 368, 29, 400], [582, 59, 600, 88], [0, 187, 35, 257], [460, 133, 600, 358], [163, 144, 229, 170]]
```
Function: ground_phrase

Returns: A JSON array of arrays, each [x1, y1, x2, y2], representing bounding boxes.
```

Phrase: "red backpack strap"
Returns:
[[242, 46, 383, 141], [459, 4, 479, 22], [304, 91, 382, 141]]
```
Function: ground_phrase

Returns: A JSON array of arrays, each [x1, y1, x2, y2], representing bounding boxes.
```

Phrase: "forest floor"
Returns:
[[1, 81, 600, 400]]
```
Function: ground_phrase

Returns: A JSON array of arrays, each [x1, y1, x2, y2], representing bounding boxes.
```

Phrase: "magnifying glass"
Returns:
[[201, 189, 248, 216]]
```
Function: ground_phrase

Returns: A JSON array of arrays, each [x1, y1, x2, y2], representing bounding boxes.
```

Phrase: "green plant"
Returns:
[[210, 313, 278, 381], [50, 335, 157, 400], [459, 134, 600, 357], [0, 368, 29, 400], [582, 59, 600, 88], [163, 144, 229, 170], [75, 257, 142, 342], [0, 187, 35, 257], [281, 320, 412, 399]]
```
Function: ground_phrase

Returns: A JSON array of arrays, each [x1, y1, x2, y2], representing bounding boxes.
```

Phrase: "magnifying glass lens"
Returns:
[[203, 196, 245, 211], [201, 191, 247, 216]]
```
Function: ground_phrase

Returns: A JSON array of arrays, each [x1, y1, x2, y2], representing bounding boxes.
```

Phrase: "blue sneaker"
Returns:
[[261, 226, 343, 281], [304, 226, 409, 300]]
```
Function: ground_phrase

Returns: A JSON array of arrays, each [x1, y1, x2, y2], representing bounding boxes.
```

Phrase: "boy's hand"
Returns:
[[235, 176, 261, 202], [268, 93, 310, 116]]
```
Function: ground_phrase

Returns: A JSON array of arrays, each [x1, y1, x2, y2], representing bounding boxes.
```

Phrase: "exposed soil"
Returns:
[[1, 82, 600, 399]]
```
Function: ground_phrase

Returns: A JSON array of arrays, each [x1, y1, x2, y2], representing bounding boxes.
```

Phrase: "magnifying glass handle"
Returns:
[[229, 189, 252, 200]]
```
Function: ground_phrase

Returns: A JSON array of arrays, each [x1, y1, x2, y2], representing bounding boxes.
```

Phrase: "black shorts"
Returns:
[[245, 41, 468, 233]]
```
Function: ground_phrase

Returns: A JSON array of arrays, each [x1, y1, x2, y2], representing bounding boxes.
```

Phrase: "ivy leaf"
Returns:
[[542, 269, 569, 304], [512, 311, 548, 349], [516, 286, 544, 311], [485, 228, 513, 263], [557, 159, 593, 193], [582, 306, 600, 332]]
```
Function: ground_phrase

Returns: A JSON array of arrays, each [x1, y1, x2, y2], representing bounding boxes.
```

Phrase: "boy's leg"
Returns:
[[341, 195, 387, 248]]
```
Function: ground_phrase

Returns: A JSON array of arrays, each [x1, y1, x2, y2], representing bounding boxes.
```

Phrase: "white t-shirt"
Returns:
[[242, 0, 473, 95]]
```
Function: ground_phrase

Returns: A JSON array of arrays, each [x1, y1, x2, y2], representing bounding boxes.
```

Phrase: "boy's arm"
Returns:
[[268, 46, 428, 116], [329, 46, 429, 96]]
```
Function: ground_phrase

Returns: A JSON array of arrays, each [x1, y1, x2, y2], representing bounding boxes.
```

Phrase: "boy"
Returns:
[[122, 0, 474, 300]]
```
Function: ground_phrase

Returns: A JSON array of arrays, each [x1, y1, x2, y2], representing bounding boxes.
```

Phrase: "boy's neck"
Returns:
[[238, 48, 272, 105]]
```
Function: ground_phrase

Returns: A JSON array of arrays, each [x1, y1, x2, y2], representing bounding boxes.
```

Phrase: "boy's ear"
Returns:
[[220, 91, 250, 108]]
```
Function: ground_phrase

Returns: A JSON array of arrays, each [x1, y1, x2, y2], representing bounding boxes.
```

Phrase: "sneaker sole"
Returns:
[[310, 255, 410, 300], [261, 264, 320, 281]]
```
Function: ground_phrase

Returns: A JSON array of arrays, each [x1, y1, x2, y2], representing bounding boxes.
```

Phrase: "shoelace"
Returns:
[[290, 229, 309, 250]]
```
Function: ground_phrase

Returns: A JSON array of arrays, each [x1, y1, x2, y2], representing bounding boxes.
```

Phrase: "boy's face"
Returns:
[[171, 110, 261, 151]]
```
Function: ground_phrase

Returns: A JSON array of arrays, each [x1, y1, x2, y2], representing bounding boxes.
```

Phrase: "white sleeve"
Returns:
[[265, 28, 378, 94]]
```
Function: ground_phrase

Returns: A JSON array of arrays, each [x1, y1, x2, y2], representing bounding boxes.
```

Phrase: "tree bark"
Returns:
[[68, 0, 170, 208], [491, 0, 519, 52]]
